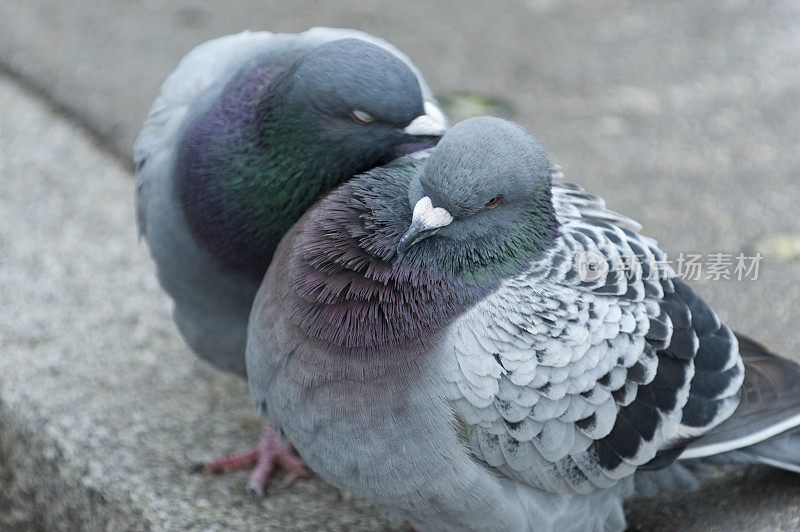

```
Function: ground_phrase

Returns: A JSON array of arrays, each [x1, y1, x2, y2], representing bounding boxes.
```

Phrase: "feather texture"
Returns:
[[443, 181, 743, 494], [246, 119, 797, 531], [134, 28, 442, 374]]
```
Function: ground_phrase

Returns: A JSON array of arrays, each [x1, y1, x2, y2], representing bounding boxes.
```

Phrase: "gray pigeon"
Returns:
[[134, 27, 447, 495], [247, 116, 800, 530]]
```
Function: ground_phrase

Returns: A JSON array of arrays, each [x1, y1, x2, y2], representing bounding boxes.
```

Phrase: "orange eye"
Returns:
[[484, 196, 501, 209]]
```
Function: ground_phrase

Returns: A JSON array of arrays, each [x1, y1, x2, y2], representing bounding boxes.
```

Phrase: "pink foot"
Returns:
[[193, 421, 308, 499]]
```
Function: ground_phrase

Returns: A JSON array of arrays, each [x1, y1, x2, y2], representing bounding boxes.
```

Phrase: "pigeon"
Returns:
[[246, 116, 800, 530], [133, 27, 447, 496]]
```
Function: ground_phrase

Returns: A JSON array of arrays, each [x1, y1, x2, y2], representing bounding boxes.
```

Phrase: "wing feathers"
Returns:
[[446, 173, 765, 494], [680, 338, 800, 460]]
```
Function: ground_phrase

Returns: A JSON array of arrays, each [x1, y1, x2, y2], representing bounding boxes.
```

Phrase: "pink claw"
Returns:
[[194, 421, 308, 498]]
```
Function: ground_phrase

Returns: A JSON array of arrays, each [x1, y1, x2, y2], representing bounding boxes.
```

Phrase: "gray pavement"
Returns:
[[1, 0, 799, 530]]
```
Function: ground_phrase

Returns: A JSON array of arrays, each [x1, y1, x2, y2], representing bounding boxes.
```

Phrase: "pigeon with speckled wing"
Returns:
[[247, 117, 800, 530], [133, 27, 447, 496]]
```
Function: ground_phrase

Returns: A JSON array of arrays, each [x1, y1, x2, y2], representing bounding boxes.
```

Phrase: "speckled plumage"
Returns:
[[134, 28, 444, 375], [248, 118, 800, 531]]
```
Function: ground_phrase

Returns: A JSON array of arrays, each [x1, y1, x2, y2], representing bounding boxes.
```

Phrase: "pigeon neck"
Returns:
[[288, 164, 524, 353], [451, 199, 560, 286], [176, 63, 356, 281]]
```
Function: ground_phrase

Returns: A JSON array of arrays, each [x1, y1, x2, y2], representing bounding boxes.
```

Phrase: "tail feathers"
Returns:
[[679, 333, 800, 464], [742, 429, 800, 473]]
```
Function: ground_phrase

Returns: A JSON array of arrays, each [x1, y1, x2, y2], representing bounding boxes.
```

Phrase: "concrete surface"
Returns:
[[1, 0, 799, 530]]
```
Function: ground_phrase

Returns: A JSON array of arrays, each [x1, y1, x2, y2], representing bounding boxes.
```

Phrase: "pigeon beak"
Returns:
[[402, 102, 448, 137], [397, 196, 453, 254]]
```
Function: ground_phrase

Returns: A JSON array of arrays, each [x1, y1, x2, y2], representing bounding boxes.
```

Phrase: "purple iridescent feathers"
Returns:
[[285, 159, 559, 351], [177, 55, 303, 279]]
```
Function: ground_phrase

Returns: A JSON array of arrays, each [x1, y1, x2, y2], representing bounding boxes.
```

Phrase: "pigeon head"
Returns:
[[397, 117, 558, 278], [283, 38, 447, 161]]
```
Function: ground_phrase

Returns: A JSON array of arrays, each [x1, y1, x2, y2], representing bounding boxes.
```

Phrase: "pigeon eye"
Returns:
[[349, 110, 375, 124], [484, 196, 502, 209]]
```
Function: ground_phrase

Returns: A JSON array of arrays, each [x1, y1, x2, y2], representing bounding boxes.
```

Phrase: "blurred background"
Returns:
[[1, 1, 799, 530]]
